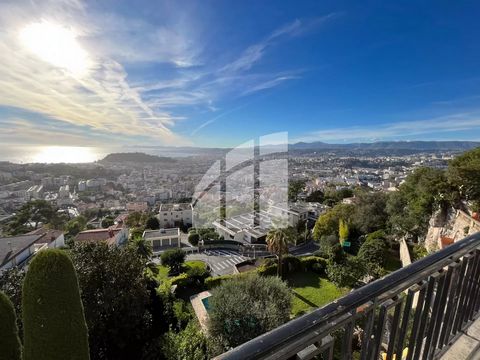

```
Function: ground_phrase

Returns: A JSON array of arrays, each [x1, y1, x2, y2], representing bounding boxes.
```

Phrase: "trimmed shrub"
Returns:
[[22, 249, 90, 360], [0, 291, 22, 360], [282, 255, 302, 273], [300, 256, 328, 274], [161, 248, 186, 274], [188, 232, 200, 246]]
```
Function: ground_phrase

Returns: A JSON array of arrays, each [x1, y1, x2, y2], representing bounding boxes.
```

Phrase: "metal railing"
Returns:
[[214, 232, 480, 360]]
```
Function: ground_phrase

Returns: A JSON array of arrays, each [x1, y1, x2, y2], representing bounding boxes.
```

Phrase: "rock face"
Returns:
[[425, 208, 480, 252]]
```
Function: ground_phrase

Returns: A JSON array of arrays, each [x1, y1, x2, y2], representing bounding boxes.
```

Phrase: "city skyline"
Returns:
[[1, 0, 480, 157]]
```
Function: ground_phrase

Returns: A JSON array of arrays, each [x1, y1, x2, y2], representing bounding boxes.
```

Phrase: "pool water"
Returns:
[[201, 296, 211, 312]]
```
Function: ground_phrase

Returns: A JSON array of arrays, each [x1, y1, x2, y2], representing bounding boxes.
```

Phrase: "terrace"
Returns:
[[214, 232, 480, 360]]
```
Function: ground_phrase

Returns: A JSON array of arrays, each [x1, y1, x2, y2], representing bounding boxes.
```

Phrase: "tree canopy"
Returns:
[[70, 243, 152, 360], [209, 274, 291, 350]]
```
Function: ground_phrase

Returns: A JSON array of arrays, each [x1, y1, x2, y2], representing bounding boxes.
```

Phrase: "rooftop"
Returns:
[[160, 203, 192, 212], [143, 228, 180, 239]]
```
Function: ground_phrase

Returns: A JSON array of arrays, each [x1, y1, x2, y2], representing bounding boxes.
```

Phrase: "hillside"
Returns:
[[100, 152, 176, 163]]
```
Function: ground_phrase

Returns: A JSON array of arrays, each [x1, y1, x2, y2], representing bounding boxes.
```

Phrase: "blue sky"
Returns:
[[1, 0, 480, 148]]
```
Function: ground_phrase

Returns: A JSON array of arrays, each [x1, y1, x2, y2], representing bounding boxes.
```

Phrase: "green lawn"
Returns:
[[156, 260, 207, 281], [286, 271, 348, 317]]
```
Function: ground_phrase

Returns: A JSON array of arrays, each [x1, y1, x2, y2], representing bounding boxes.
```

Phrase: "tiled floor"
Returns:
[[440, 317, 480, 360]]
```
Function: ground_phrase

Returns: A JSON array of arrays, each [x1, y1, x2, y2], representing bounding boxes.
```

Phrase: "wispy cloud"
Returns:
[[0, 0, 339, 145], [293, 113, 480, 143]]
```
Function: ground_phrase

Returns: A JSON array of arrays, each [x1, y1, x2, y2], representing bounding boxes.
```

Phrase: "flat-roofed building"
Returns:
[[143, 228, 181, 252], [159, 203, 193, 228]]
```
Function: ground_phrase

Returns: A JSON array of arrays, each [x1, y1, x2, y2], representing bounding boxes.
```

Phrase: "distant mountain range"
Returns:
[[121, 141, 480, 160], [289, 141, 480, 151]]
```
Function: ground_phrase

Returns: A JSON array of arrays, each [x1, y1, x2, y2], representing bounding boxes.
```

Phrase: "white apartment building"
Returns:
[[158, 203, 193, 228], [143, 228, 181, 252]]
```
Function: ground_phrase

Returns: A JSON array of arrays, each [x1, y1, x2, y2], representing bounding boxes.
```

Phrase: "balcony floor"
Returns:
[[440, 317, 480, 360]]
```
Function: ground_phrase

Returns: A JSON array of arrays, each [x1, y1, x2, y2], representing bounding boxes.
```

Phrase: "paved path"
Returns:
[[187, 249, 250, 276]]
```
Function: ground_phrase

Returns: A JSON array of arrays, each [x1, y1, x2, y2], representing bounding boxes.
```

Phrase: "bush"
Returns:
[[300, 256, 328, 274], [22, 249, 89, 360], [205, 274, 236, 289], [326, 257, 366, 288], [0, 291, 22, 360], [411, 244, 428, 261], [162, 321, 209, 360], [161, 249, 186, 274], [209, 273, 292, 350], [282, 255, 302, 273], [188, 232, 200, 246], [257, 263, 278, 276]]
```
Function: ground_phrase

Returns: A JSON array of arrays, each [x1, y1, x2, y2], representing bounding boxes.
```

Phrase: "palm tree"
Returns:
[[266, 226, 294, 278]]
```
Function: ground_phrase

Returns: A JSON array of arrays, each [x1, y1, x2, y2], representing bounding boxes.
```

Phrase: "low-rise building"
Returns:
[[126, 201, 149, 212], [0, 229, 64, 270], [159, 203, 193, 228], [143, 228, 181, 252], [75, 227, 129, 246]]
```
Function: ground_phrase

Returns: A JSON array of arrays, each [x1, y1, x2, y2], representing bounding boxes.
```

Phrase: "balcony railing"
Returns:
[[214, 232, 480, 360]]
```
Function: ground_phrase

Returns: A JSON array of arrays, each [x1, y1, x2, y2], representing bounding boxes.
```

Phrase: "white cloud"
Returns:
[[0, 0, 189, 145], [293, 113, 480, 143]]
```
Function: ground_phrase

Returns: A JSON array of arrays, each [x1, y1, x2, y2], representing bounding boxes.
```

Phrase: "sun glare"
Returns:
[[33, 146, 98, 163], [19, 21, 90, 76]]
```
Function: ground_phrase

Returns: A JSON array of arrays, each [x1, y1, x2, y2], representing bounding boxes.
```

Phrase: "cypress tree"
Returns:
[[22, 249, 90, 360], [0, 291, 22, 360]]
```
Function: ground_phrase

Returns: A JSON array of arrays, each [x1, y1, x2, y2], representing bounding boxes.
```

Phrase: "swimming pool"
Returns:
[[201, 296, 211, 312]]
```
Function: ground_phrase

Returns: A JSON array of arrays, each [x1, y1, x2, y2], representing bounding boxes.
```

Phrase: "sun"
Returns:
[[19, 21, 90, 76]]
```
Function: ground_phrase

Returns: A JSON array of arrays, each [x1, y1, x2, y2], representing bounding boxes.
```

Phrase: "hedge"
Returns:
[[300, 256, 328, 275], [22, 249, 90, 360], [257, 256, 328, 277], [0, 291, 22, 360]]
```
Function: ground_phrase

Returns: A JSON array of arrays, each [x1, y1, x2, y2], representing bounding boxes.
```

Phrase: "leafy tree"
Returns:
[[146, 216, 160, 230], [357, 231, 387, 278], [162, 322, 209, 360], [22, 249, 90, 360], [188, 232, 200, 246], [313, 204, 355, 240], [125, 211, 147, 228], [70, 243, 152, 360], [288, 180, 306, 202], [386, 167, 452, 240], [161, 248, 186, 274], [326, 256, 365, 288], [447, 147, 480, 207], [6, 200, 63, 235], [209, 274, 291, 350], [65, 215, 87, 237], [305, 190, 324, 203], [0, 291, 22, 360], [101, 216, 115, 228], [352, 192, 389, 234], [266, 226, 294, 277]]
